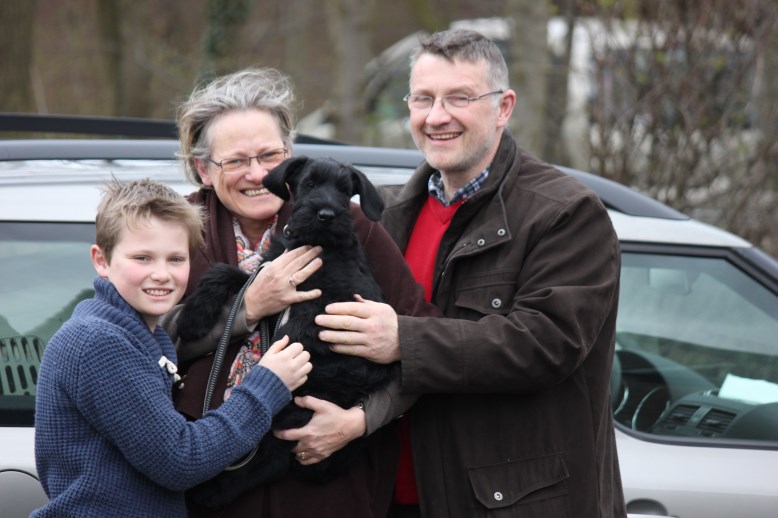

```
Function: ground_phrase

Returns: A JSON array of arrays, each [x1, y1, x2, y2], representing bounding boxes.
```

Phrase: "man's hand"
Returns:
[[316, 295, 401, 364], [274, 396, 366, 465]]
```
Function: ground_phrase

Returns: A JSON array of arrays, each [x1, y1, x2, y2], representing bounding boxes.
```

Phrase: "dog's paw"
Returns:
[[177, 264, 249, 341]]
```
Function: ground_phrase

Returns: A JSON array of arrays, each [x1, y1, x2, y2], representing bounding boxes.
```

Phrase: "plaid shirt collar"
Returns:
[[427, 167, 490, 207]]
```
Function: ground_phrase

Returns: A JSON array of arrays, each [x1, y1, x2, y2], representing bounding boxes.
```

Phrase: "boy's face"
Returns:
[[91, 216, 190, 330]]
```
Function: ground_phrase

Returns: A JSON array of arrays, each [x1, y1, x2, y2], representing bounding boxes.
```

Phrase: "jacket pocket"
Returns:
[[467, 452, 570, 517], [454, 275, 516, 316]]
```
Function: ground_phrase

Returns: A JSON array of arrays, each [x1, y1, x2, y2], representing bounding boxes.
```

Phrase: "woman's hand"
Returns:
[[274, 396, 367, 465], [244, 245, 323, 323]]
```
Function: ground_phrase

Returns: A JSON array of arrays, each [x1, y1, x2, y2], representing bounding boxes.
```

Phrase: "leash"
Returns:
[[201, 264, 262, 414], [200, 262, 288, 471]]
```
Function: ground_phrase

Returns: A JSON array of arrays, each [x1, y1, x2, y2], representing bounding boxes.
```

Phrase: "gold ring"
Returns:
[[298, 451, 306, 460], [288, 277, 297, 288]]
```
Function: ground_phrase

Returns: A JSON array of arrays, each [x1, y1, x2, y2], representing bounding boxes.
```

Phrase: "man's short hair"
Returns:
[[410, 28, 509, 91], [95, 178, 204, 262]]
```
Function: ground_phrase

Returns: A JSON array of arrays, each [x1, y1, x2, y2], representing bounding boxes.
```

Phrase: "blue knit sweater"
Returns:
[[33, 278, 291, 517]]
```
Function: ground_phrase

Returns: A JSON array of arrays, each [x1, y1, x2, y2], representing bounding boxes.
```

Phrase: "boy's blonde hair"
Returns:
[[95, 178, 205, 262]]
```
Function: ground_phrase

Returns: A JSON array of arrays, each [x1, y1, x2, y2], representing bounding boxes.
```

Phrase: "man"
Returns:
[[313, 28, 626, 517]]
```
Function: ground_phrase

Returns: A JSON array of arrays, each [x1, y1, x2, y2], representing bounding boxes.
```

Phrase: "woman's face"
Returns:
[[196, 109, 287, 236]]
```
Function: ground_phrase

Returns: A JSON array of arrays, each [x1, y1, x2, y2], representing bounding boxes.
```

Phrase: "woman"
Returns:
[[170, 67, 435, 517]]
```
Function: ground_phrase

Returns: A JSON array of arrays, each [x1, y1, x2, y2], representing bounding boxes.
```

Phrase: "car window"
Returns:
[[0, 222, 96, 426], [613, 251, 778, 443]]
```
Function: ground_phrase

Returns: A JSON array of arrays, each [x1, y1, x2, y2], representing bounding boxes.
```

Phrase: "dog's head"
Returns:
[[262, 156, 384, 247]]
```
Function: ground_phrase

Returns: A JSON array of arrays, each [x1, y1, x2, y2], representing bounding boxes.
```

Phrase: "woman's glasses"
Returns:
[[208, 147, 288, 174]]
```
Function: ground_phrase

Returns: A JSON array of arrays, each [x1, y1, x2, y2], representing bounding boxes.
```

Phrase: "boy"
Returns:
[[33, 178, 311, 517]]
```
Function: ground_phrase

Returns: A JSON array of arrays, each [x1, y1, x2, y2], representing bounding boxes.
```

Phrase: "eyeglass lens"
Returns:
[[218, 148, 286, 173]]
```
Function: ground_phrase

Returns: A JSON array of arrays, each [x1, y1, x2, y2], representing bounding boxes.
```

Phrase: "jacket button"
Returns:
[[497, 228, 506, 236], [494, 491, 503, 501], [491, 298, 502, 309], [477, 238, 486, 246]]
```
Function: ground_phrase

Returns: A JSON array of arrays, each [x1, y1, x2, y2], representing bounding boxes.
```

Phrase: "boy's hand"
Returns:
[[259, 335, 312, 391]]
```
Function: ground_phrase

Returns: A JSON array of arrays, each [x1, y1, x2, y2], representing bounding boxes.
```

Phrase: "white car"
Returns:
[[2, 115, 777, 517]]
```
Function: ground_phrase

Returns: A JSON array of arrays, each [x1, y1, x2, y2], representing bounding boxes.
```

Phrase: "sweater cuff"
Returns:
[[236, 365, 292, 416]]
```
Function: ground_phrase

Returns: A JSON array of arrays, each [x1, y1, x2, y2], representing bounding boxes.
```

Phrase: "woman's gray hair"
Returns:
[[176, 67, 298, 186], [410, 29, 509, 92]]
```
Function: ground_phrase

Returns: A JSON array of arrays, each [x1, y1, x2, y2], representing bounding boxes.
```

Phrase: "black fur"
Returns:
[[177, 156, 391, 508], [176, 263, 250, 342]]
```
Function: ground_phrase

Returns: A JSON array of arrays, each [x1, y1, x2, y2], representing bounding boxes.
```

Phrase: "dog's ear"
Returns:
[[349, 166, 384, 221], [262, 156, 311, 200]]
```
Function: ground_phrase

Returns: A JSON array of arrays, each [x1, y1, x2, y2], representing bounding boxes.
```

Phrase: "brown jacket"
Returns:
[[173, 189, 439, 518], [373, 133, 627, 517]]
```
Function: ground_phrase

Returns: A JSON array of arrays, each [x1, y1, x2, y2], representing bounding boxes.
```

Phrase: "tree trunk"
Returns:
[[505, 0, 550, 156], [281, 0, 310, 93], [542, 0, 575, 166], [97, 0, 124, 115], [0, 0, 37, 112], [324, 0, 373, 143]]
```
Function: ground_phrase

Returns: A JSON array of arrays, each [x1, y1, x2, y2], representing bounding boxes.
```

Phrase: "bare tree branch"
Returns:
[[587, 0, 778, 255]]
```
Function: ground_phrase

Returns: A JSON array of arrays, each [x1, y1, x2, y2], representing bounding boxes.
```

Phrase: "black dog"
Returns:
[[176, 156, 391, 507]]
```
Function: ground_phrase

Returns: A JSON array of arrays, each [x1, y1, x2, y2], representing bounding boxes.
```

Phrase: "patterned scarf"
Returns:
[[224, 215, 277, 399], [234, 216, 276, 274]]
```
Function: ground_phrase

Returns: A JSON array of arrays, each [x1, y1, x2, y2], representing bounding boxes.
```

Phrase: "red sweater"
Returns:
[[394, 196, 463, 504]]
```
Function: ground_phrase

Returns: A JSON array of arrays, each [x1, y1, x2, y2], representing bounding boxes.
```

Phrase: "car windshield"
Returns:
[[614, 251, 778, 441]]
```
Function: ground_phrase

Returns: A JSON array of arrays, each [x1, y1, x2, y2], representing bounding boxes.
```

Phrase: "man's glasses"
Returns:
[[208, 147, 288, 174], [403, 90, 504, 111]]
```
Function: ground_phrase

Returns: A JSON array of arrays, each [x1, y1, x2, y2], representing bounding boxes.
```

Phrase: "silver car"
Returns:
[[1, 116, 776, 517]]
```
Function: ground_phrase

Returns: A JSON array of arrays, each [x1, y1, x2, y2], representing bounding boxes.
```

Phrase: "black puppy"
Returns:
[[177, 156, 391, 507]]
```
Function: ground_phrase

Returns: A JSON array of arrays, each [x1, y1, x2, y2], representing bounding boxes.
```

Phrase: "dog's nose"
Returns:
[[317, 208, 336, 222]]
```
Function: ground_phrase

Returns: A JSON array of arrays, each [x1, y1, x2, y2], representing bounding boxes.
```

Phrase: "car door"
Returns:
[[613, 243, 778, 518]]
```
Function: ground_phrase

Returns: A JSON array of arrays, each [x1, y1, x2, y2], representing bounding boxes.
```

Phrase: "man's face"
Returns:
[[408, 54, 514, 181], [91, 216, 190, 330]]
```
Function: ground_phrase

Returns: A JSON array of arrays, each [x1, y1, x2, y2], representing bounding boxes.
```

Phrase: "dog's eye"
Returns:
[[302, 180, 316, 191]]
